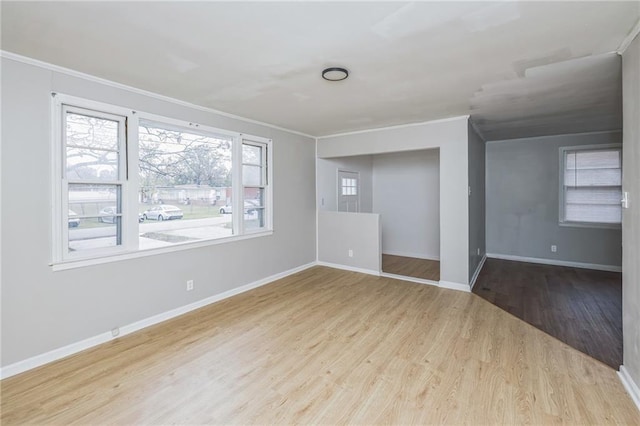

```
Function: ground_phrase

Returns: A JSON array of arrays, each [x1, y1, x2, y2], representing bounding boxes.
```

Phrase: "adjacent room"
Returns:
[[317, 149, 441, 282], [1, 1, 640, 424]]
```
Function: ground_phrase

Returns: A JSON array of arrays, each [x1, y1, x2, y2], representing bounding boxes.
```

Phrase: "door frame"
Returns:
[[336, 169, 360, 213]]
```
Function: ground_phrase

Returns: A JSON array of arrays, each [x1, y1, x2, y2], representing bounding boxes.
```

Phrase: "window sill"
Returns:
[[559, 221, 621, 230], [51, 230, 273, 272]]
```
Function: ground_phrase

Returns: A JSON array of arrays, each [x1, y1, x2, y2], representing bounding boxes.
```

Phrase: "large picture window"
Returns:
[[52, 94, 272, 265], [138, 120, 234, 248], [560, 145, 622, 227]]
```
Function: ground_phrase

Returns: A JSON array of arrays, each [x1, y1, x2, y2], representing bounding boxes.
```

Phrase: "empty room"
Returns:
[[1, 1, 640, 425]]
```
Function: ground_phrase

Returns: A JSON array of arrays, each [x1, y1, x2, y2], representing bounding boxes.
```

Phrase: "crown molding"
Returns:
[[0, 50, 316, 139]]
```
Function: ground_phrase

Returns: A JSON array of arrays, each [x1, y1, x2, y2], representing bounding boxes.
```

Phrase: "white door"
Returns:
[[338, 170, 359, 212]]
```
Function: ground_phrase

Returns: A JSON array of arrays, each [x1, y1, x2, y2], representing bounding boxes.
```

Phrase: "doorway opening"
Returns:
[[373, 149, 440, 282]]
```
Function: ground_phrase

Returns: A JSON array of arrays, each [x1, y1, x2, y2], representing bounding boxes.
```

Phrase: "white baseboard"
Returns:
[[315, 261, 380, 277], [0, 262, 317, 380], [0, 331, 116, 381], [470, 255, 487, 291], [486, 253, 621, 272], [439, 280, 471, 293], [619, 365, 640, 412], [380, 272, 439, 287], [382, 251, 440, 261]]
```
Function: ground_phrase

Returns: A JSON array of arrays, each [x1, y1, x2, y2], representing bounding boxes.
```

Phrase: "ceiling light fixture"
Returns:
[[322, 67, 349, 81]]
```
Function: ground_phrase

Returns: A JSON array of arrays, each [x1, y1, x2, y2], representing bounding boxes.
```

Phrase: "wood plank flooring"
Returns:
[[382, 254, 440, 281], [473, 258, 622, 369], [2, 266, 637, 425]]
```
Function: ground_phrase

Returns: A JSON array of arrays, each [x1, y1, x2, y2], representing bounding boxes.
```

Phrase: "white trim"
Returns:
[[137, 111, 240, 139], [316, 115, 470, 140], [469, 254, 487, 290], [438, 280, 472, 293], [315, 261, 380, 277], [486, 253, 622, 272], [0, 262, 316, 379], [52, 230, 274, 271], [315, 138, 320, 263], [618, 366, 640, 412], [380, 272, 439, 287], [617, 18, 640, 54], [485, 129, 622, 144], [55, 98, 131, 262], [316, 262, 471, 293], [0, 50, 315, 139], [382, 251, 440, 261]]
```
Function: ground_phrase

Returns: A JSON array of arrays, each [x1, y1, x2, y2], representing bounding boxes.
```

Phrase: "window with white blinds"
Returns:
[[560, 145, 622, 226]]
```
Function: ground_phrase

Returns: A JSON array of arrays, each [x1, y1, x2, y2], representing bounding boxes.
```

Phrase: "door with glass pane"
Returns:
[[337, 170, 359, 212]]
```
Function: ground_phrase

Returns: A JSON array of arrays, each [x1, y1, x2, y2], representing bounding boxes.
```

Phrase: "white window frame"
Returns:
[[558, 143, 622, 229], [52, 94, 137, 262], [240, 137, 272, 235], [51, 94, 273, 270]]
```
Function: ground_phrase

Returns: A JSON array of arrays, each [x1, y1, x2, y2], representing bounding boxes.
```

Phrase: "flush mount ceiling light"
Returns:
[[322, 67, 349, 81]]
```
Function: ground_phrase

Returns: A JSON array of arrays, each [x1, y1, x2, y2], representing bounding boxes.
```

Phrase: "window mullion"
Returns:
[[124, 113, 139, 251], [233, 136, 243, 236], [52, 96, 64, 262]]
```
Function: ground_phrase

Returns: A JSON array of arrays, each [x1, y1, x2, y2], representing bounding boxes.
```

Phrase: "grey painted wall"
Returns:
[[317, 156, 373, 212], [622, 34, 640, 387], [372, 150, 440, 260], [318, 117, 470, 286], [468, 123, 486, 281], [317, 211, 381, 272], [485, 131, 622, 266], [0, 57, 317, 366]]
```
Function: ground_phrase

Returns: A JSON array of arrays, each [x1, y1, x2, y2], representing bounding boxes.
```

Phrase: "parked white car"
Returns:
[[99, 206, 145, 223], [68, 210, 80, 228], [143, 205, 184, 221], [219, 200, 258, 215]]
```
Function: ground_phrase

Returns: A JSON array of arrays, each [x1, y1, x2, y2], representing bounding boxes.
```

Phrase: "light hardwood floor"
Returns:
[[2, 267, 638, 425], [382, 253, 440, 281]]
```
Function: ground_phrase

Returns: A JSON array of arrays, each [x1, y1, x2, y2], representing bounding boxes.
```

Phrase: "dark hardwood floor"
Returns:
[[382, 254, 440, 281], [473, 258, 622, 369]]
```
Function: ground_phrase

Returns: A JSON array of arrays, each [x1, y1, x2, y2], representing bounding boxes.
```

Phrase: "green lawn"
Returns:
[[172, 203, 223, 220]]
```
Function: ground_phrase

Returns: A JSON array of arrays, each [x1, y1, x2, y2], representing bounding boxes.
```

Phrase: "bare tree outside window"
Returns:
[[136, 121, 235, 247], [53, 94, 273, 263]]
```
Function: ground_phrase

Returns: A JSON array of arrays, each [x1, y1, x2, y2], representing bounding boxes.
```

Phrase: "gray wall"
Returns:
[[468, 122, 486, 281], [317, 117, 470, 287], [0, 57, 317, 366], [372, 150, 440, 260], [317, 156, 373, 212], [622, 34, 640, 387], [485, 131, 622, 267], [317, 211, 381, 272]]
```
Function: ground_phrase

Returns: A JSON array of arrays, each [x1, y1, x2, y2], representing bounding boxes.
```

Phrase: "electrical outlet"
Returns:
[[111, 327, 120, 337], [551, 245, 557, 253], [186, 279, 194, 291], [348, 249, 354, 258], [477, 248, 480, 256]]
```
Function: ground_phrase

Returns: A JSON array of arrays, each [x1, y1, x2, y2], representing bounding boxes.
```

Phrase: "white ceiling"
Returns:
[[1, 1, 638, 139]]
